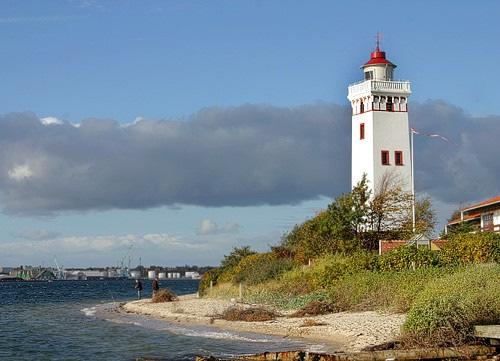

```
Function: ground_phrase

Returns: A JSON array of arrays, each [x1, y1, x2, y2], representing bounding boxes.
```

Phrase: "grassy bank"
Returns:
[[200, 232, 500, 347]]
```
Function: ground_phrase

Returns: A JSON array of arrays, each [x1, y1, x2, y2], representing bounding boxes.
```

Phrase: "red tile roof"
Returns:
[[462, 195, 500, 212]]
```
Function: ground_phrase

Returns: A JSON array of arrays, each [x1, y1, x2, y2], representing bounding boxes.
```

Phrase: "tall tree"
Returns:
[[367, 171, 413, 235], [220, 246, 256, 270]]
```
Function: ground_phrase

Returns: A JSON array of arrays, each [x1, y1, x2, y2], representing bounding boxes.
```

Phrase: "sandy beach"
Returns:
[[121, 294, 406, 352]]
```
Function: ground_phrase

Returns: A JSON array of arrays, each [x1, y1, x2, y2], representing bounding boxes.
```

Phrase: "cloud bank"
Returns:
[[0, 232, 210, 267], [0, 101, 498, 215]]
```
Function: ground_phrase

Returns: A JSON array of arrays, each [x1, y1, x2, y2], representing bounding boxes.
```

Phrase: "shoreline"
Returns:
[[121, 294, 406, 352]]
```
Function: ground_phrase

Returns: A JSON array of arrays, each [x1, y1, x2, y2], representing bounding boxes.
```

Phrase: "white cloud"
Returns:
[[197, 219, 241, 235], [8, 164, 33, 181], [0, 233, 203, 258], [40, 116, 63, 126], [15, 229, 61, 241], [197, 219, 218, 235]]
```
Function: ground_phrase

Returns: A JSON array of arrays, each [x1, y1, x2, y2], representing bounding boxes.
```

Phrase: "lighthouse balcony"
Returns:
[[348, 80, 411, 100]]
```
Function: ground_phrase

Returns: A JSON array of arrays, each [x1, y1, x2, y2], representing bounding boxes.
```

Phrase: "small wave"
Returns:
[[81, 306, 97, 317], [178, 329, 272, 343], [98, 302, 306, 348], [105, 318, 143, 327], [306, 344, 326, 352], [104, 312, 273, 343]]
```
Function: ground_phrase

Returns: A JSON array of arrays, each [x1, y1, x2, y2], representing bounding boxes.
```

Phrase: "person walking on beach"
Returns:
[[151, 277, 159, 298], [134, 279, 143, 300]]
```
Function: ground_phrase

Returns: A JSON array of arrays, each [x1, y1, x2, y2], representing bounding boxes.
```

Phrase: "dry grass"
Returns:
[[152, 289, 178, 303], [299, 319, 327, 327], [220, 306, 278, 322], [290, 301, 338, 317]]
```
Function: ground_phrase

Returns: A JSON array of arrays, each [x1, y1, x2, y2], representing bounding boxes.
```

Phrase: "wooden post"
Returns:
[[239, 282, 242, 300], [210, 280, 213, 293]]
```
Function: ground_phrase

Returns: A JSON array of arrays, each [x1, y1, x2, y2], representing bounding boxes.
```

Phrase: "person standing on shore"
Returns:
[[134, 279, 143, 300], [151, 277, 159, 298]]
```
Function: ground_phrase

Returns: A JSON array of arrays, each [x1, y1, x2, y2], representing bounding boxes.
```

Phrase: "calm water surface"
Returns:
[[0, 280, 316, 360]]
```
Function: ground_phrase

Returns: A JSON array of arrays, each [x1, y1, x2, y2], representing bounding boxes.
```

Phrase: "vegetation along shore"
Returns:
[[124, 181, 500, 353]]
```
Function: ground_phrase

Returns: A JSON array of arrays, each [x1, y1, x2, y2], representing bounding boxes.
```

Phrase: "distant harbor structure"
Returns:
[[1, 263, 206, 281], [129, 270, 141, 279]]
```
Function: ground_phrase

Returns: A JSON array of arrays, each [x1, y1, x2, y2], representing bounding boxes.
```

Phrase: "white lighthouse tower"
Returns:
[[347, 42, 412, 197]]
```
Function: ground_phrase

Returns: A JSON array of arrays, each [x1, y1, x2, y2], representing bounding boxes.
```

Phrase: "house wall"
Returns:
[[494, 209, 500, 226], [379, 240, 407, 255]]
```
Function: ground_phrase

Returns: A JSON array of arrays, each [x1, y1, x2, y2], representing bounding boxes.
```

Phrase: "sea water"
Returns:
[[0, 279, 320, 360]]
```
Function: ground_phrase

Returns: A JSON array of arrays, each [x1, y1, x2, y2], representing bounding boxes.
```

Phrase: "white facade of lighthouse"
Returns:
[[347, 47, 412, 196]]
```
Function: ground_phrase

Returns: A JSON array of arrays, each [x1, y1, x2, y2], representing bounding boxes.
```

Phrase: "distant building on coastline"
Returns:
[[446, 195, 500, 234], [0, 266, 12, 274], [184, 271, 201, 279]]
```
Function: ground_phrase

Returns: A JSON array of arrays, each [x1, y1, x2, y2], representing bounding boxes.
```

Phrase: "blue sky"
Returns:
[[0, 0, 499, 267]]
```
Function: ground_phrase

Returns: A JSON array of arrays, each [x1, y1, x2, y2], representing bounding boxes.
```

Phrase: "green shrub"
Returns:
[[378, 245, 441, 271], [220, 246, 256, 269], [245, 288, 330, 310], [308, 251, 377, 288], [203, 282, 240, 299], [198, 268, 221, 296], [440, 233, 500, 265], [232, 252, 294, 285], [280, 211, 362, 264], [403, 264, 500, 347], [276, 252, 377, 294], [328, 267, 449, 313]]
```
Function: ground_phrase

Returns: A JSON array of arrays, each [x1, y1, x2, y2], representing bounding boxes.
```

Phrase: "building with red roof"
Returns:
[[446, 195, 500, 234]]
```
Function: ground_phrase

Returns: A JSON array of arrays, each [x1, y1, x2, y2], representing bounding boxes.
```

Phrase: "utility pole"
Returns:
[[411, 129, 416, 234]]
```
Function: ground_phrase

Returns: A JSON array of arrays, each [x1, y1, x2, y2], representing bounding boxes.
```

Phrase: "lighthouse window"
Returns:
[[360, 102, 364, 113], [395, 151, 403, 165], [360, 123, 365, 140], [364, 71, 374, 80], [386, 68, 393, 80], [381, 150, 390, 165]]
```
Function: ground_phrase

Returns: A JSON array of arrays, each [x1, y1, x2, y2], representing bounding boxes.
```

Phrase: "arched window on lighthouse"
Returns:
[[360, 101, 364, 113]]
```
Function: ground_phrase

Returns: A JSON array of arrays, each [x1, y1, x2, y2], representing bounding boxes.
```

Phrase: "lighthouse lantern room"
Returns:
[[347, 41, 413, 196]]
